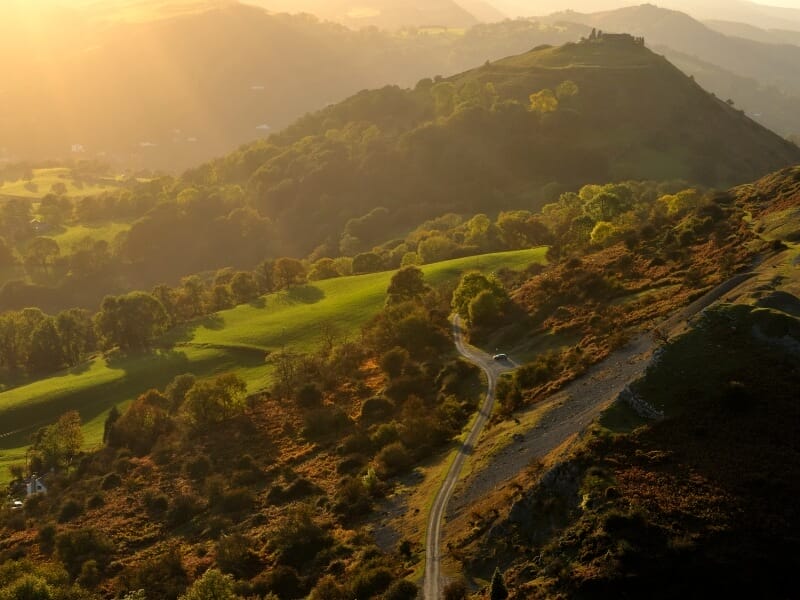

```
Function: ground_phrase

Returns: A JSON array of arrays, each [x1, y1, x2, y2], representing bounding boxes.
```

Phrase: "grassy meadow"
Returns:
[[0, 248, 547, 482], [0, 167, 124, 199]]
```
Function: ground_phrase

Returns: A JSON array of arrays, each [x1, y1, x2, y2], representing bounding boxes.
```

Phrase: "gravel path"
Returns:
[[446, 253, 783, 522]]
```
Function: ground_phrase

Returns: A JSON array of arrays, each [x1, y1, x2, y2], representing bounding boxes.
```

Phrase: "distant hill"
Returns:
[[494, 0, 800, 31], [195, 36, 800, 257], [653, 46, 800, 142], [250, 0, 480, 28], [544, 5, 800, 96], [0, 3, 588, 171], [705, 19, 800, 46]]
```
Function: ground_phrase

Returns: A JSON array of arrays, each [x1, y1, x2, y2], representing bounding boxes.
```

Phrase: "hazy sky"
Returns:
[[753, 1, 800, 6]]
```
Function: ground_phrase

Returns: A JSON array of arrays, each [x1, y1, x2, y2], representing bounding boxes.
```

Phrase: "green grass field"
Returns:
[[0, 248, 547, 483], [50, 222, 132, 250], [0, 168, 122, 200]]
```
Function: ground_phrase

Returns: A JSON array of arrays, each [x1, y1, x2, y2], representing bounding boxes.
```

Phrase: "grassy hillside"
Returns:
[[0, 247, 546, 482], [0, 167, 127, 200]]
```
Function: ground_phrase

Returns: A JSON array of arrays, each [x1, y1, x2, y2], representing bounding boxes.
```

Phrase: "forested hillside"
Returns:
[[0, 2, 583, 171], [3, 36, 798, 314]]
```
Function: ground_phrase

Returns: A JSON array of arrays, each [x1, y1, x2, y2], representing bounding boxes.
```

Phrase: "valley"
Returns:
[[1, 2, 800, 599]]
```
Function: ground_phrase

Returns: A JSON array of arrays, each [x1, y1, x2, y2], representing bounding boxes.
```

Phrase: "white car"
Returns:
[[10, 500, 23, 510], [493, 353, 508, 361]]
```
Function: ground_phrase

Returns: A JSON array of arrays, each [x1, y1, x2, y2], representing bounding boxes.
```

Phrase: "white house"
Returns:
[[25, 475, 47, 496]]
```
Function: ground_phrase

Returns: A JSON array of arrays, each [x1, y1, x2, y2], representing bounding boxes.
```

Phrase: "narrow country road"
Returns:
[[423, 316, 513, 600]]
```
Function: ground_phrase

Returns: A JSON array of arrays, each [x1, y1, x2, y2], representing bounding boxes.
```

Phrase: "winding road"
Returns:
[[423, 316, 513, 600], [421, 252, 784, 598]]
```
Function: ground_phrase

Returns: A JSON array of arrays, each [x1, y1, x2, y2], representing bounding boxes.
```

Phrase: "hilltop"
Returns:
[[203, 35, 800, 259], [545, 4, 800, 96]]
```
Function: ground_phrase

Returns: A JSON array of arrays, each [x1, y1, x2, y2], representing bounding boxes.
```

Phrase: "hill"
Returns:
[[705, 19, 800, 46], [250, 0, 480, 29], [544, 5, 800, 97], [496, 0, 800, 31], [461, 270, 800, 597], [0, 248, 546, 483], [197, 35, 800, 259], [0, 2, 591, 171]]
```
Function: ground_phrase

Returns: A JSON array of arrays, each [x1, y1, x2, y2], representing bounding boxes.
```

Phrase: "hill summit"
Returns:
[[201, 35, 800, 256]]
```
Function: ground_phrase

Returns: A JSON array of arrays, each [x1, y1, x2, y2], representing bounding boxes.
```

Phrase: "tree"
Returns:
[[24, 237, 60, 272], [489, 567, 509, 600], [165, 373, 196, 412], [443, 580, 468, 600], [418, 236, 457, 264], [103, 406, 120, 444], [230, 271, 259, 304], [380, 347, 409, 379], [0, 236, 15, 267], [273, 258, 306, 289], [386, 266, 428, 305], [352, 252, 384, 274], [184, 374, 247, 429], [179, 569, 241, 600], [94, 292, 168, 351], [556, 80, 579, 99], [529, 89, 558, 114], [452, 272, 508, 325], [308, 257, 339, 281], [28, 317, 65, 373], [109, 392, 171, 455], [468, 289, 502, 328], [31, 411, 84, 471], [56, 308, 94, 366]]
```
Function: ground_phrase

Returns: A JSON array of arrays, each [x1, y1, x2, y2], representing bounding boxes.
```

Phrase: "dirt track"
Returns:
[[444, 249, 788, 542]]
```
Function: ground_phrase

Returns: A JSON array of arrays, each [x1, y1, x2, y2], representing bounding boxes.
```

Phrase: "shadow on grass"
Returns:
[[287, 284, 325, 304], [161, 313, 225, 345], [0, 346, 270, 453]]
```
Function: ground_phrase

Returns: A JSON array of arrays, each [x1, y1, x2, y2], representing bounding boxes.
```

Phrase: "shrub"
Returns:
[[333, 477, 372, 518], [375, 442, 412, 478], [77, 559, 100, 588], [0, 575, 54, 600], [370, 423, 400, 449], [184, 456, 212, 481], [58, 499, 83, 523], [179, 569, 238, 600], [86, 493, 105, 510], [297, 384, 323, 409], [359, 397, 395, 425], [38, 524, 57, 554], [303, 407, 353, 440], [380, 347, 409, 379], [444, 580, 468, 600], [251, 565, 302, 599], [101, 473, 121, 490], [123, 547, 188, 600], [213, 488, 255, 515], [55, 528, 115, 578], [349, 566, 393, 599], [167, 494, 204, 528], [268, 506, 332, 568], [336, 455, 367, 475], [384, 579, 419, 600], [214, 534, 261, 579], [143, 491, 169, 514]]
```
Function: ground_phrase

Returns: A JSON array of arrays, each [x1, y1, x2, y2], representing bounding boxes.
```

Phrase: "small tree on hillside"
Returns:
[[386, 266, 428, 305]]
